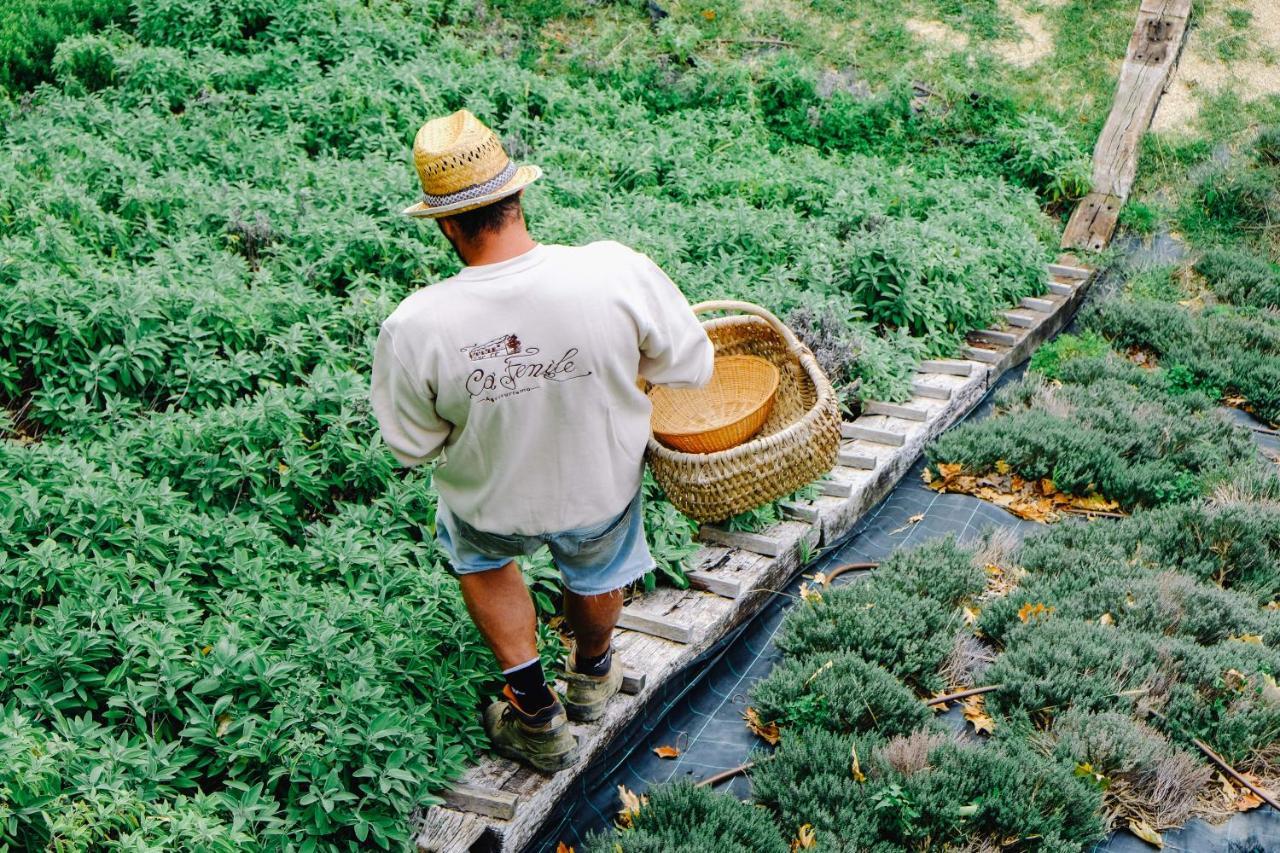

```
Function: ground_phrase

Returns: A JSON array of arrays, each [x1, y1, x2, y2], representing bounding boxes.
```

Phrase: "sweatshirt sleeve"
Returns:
[[633, 253, 715, 389], [370, 322, 450, 467]]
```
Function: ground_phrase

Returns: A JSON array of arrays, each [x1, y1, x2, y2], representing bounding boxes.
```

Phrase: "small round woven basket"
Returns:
[[650, 355, 780, 454], [646, 300, 843, 523]]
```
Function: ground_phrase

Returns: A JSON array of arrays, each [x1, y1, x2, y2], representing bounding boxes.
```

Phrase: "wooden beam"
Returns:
[[841, 424, 906, 446], [1062, 192, 1123, 253], [819, 477, 853, 498], [441, 785, 519, 821], [616, 610, 694, 644], [918, 359, 973, 376], [1002, 311, 1038, 329], [1046, 262, 1091, 280], [686, 570, 742, 599], [911, 381, 952, 400], [962, 346, 1004, 365], [778, 501, 821, 523], [861, 400, 928, 421], [697, 525, 786, 557], [969, 328, 1020, 347], [837, 449, 877, 470], [1062, 0, 1190, 251]]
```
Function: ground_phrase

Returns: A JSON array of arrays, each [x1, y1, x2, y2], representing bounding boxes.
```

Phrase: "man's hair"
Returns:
[[438, 193, 523, 242]]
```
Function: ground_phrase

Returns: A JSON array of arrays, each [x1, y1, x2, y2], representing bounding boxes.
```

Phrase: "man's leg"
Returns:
[[563, 587, 623, 660], [457, 560, 539, 670]]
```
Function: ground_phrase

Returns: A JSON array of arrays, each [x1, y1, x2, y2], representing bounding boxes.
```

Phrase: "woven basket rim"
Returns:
[[649, 355, 779, 438], [647, 345, 837, 463]]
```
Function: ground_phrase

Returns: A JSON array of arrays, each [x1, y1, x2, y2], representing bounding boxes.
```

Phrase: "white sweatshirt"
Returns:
[[371, 240, 714, 535]]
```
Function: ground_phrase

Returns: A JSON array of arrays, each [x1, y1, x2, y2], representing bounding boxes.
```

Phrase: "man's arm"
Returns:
[[370, 323, 451, 466], [634, 254, 715, 388]]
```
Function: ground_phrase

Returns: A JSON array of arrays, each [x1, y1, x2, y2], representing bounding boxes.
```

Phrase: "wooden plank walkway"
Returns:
[[414, 262, 1096, 853], [1062, 0, 1192, 251]]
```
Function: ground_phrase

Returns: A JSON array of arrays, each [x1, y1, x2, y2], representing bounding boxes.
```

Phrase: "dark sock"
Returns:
[[574, 645, 612, 678], [504, 660, 555, 715]]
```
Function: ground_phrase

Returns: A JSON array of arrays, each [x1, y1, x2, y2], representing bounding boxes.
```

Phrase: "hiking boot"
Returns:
[[483, 686, 580, 773], [562, 644, 624, 723]]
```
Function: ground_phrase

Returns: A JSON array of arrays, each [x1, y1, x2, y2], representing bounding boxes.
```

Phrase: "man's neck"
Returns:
[[458, 226, 537, 267]]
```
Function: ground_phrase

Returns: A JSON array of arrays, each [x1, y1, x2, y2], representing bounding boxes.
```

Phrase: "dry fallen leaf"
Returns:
[[1017, 602, 1053, 623], [1231, 772, 1273, 812], [790, 823, 817, 850], [1232, 634, 1265, 646], [652, 745, 680, 759], [962, 606, 981, 626], [1129, 819, 1163, 848], [850, 742, 866, 783], [799, 582, 823, 604], [215, 713, 233, 737], [744, 707, 781, 746], [805, 660, 834, 686], [890, 513, 926, 534], [556, 843, 574, 853], [810, 571, 828, 586], [1098, 612, 1115, 626], [961, 695, 995, 736], [616, 785, 647, 828]]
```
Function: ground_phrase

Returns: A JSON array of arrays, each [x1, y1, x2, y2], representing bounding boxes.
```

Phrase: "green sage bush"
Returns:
[[585, 783, 788, 853], [927, 356, 1265, 508]]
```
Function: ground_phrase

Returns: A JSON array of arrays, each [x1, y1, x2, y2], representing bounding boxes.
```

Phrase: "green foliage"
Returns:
[[0, 0, 1073, 846], [994, 115, 1092, 204], [777, 582, 961, 693], [1084, 296, 1280, 423], [752, 652, 936, 739], [1027, 331, 1111, 379], [1195, 246, 1280, 310], [0, 0, 131, 93], [928, 356, 1264, 509], [1118, 199, 1159, 235], [1187, 157, 1280, 235], [1017, 497, 1280, 606], [752, 727, 1106, 852], [585, 783, 788, 853], [777, 538, 984, 692]]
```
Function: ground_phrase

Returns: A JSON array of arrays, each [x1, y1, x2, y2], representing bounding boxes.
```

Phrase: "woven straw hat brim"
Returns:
[[402, 164, 541, 218]]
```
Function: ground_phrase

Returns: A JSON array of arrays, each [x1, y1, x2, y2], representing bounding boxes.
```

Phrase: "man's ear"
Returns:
[[436, 216, 458, 241]]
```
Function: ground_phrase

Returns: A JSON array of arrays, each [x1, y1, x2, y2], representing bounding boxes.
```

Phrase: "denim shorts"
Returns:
[[434, 489, 655, 596]]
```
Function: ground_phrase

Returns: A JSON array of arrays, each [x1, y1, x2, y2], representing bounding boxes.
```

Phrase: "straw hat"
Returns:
[[402, 109, 541, 218]]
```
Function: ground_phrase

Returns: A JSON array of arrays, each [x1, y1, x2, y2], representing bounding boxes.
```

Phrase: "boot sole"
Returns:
[[492, 735, 582, 774]]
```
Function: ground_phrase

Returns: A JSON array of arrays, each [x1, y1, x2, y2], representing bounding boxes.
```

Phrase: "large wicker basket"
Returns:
[[646, 300, 842, 523]]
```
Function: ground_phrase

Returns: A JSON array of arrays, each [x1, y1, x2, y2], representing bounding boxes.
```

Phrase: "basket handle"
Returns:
[[691, 300, 804, 354]]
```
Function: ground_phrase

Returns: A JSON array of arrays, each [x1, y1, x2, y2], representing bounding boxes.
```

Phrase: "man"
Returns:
[[371, 110, 714, 773]]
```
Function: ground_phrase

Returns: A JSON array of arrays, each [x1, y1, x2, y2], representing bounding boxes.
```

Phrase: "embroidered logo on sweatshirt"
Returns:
[[462, 333, 592, 402], [462, 334, 522, 361]]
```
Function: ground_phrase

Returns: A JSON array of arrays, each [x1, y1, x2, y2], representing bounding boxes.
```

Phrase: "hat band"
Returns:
[[422, 161, 518, 208]]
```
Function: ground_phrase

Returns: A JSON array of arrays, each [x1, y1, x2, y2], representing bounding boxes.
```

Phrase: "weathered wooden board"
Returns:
[[1062, 192, 1124, 253], [1062, 0, 1190, 251], [1002, 310, 1039, 329], [862, 401, 929, 422], [441, 786, 519, 821], [842, 423, 908, 446], [969, 328, 1021, 347], [910, 381, 952, 400], [838, 449, 877, 470], [1020, 296, 1057, 313], [918, 359, 973, 376], [962, 346, 1005, 365]]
